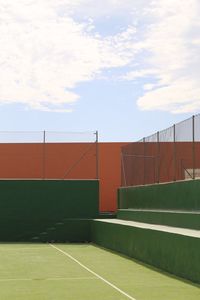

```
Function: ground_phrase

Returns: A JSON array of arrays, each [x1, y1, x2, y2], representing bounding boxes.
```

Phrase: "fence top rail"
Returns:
[[0, 130, 98, 143], [137, 114, 200, 143]]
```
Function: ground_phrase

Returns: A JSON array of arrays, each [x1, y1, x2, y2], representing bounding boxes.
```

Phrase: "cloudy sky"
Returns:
[[0, 0, 199, 141]]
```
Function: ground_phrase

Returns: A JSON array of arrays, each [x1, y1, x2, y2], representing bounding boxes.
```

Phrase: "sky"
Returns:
[[0, 0, 200, 141]]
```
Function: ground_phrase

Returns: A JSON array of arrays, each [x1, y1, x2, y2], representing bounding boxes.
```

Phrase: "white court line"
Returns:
[[50, 244, 136, 300], [0, 247, 48, 251], [0, 276, 97, 282]]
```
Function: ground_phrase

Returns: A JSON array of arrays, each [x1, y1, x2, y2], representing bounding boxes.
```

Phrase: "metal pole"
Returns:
[[173, 124, 176, 181], [43, 130, 46, 180], [143, 137, 146, 185], [95, 131, 99, 179], [192, 115, 195, 179], [157, 131, 160, 183], [121, 152, 127, 186]]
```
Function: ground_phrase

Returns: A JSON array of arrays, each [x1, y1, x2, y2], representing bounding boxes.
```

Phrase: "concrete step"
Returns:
[[91, 218, 200, 284]]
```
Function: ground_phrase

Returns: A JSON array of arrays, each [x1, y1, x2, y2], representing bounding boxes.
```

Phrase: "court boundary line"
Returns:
[[0, 276, 97, 282], [50, 243, 136, 300], [0, 247, 48, 251]]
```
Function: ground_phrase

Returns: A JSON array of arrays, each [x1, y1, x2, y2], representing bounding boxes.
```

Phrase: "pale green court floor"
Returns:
[[0, 243, 199, 300]]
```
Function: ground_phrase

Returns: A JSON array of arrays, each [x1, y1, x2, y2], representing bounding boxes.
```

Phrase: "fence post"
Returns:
[[192, 115, 195, 179], [95, 131, 99, 180], [43, 130, 46, 180], [143, 137, 146, 185], [157, 131, 160, 183], [121, 152, 127, 186], [173, 124, 176, 181]]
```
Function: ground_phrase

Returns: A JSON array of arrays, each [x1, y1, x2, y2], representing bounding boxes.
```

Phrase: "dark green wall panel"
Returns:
[[37, 219, 91, 243], [91, 220, 200, 284], [118, 180, 200, 210], [117, 209, 200, 230], [0, 180, 99, 241]]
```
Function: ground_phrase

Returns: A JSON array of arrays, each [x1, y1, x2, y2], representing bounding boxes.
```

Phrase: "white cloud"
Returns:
[[123, 69, 158, 81], [0, 0, 137, 112], [138, 79, 200, 114], [69, 0, 147, 19], [130, 0, 200, 114], [1, 0, 200, 114]]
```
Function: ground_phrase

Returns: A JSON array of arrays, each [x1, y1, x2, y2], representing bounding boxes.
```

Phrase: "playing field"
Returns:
[[0, 243, 199, 300]]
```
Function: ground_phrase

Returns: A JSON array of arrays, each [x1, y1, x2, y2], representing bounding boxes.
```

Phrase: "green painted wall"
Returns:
[[37, 219, 91, 243], [91, 220, 200, 284], [118, 180, 200, 210], [0, 180, 99, 241], [117, 209, 200, 230]]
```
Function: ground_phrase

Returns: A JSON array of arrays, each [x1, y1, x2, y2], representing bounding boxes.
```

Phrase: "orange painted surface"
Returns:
[[0, 142, 126, 212], [1, 141, 198, 211], [45, 143, 96, 179], [122, 142, 200, 186], [0, 143, 43, 178], [98, 143, 127, 212]]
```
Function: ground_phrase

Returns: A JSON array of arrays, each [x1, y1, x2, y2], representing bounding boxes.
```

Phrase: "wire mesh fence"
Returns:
[[0, 131, 99, 180], [0, 131, 97, 143], [121, 114, 200, 186]]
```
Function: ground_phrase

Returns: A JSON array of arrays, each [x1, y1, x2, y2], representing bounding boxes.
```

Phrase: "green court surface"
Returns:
[[0, 243, 199, 300]]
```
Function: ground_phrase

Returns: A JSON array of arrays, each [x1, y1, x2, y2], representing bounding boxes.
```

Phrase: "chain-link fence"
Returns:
[[121, 114, 200, 186], [0, 131, 99, 179]]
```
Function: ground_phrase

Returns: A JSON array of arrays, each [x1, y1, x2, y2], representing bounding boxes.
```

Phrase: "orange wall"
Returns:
[[0, 142, 126, 212], [98, 143, 127, 211], [122, 142, 200, 186]]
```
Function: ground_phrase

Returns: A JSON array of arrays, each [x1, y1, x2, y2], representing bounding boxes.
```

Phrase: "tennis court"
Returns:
[[0, 243, 199, 300]]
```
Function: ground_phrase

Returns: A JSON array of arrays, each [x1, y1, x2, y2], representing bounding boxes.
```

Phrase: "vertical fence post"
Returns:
[[192, 115, 195, 180], [173, 124, 176, 181], [121, 152, 127, 186], [43, 130, 46, 180], [95, 131, 99, 180], [157, 131, 160, 183], [143, 137, 146, 185]]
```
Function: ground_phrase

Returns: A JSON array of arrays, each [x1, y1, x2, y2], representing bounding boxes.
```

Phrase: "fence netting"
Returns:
[[121, 114, 200, 186], [0, 131, 98, 179]]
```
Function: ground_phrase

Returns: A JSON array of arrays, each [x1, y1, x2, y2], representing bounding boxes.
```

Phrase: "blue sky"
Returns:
[[0, 0, 199, 141]]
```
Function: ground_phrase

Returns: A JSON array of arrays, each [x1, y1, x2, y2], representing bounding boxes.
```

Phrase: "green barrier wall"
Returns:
[[117, 209, 200, 230], [0, 180, 99, 241], [118, 180, 200, 210], [91, 220, 200, 284], [37, 219, 91, 243]]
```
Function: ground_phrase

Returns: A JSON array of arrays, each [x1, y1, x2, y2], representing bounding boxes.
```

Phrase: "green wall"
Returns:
[[0, 180, 99, 241], [118, 180, 200, 210], [91, 220, 200, 284], [37, 219, 91, 243], [117, 209, 200, 230]]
